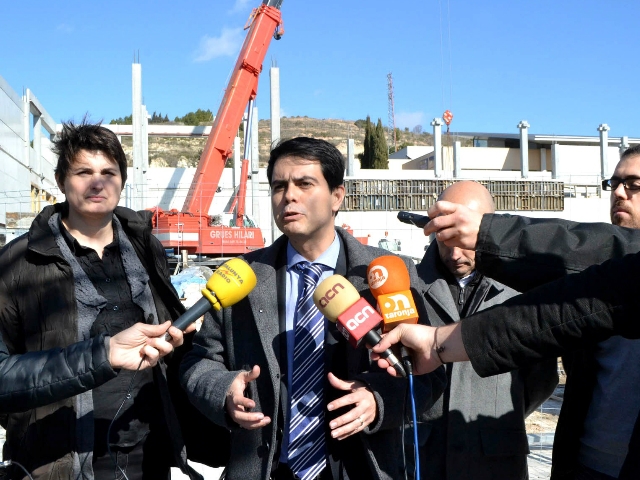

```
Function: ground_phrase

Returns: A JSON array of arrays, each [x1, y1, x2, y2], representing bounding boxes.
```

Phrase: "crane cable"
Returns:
[[439, 0, 456, 143]]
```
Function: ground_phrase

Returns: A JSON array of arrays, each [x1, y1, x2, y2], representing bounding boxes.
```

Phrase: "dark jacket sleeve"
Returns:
[[0, 332, 117, 413], [461, 252, 640, 378], [475, 214, 640, 291]]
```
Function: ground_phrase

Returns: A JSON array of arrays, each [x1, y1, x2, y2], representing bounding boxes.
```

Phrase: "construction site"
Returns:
[[1, 1, 638, 479]]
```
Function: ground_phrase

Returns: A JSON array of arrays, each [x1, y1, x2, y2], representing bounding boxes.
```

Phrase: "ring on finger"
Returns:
[[358, 416, 364, 427]]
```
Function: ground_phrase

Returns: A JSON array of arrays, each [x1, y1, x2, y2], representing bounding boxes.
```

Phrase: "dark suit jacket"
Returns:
[[459, 214, 640, 479], [180, 227, 446, 480], [415, 243, 557, 480]]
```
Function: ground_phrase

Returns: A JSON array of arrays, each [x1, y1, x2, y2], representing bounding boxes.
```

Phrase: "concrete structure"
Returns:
[[598, 123, 611, 180], [431, 117, 443, 177], [131, 62, 150, 211], [347, 138, 355, 176], [0, 74, 59, 244], [270, 66, 280, 147], [518, 120, 530, 179]]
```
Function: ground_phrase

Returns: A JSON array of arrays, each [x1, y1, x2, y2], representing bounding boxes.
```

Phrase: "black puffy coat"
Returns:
[[0, 203, 218, 479]]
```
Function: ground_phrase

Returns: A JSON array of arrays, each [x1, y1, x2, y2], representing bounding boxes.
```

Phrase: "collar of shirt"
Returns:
[[457, 270, 477, 288], [285, 233, 340, 273], [58, 216, 118, 256]]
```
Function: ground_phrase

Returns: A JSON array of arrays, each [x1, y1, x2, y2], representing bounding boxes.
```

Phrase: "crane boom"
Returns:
[[183, 3, 283, 214], [150, 1, 283, 256]]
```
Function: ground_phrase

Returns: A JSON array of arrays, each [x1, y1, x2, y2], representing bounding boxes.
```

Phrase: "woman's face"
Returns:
[[59, 149, 123, 222]]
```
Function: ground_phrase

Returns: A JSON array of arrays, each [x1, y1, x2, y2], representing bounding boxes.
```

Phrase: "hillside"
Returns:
[[120, 117, 435, 168]]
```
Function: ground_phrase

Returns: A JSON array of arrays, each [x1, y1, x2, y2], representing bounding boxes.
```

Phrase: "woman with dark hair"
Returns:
[[0, 120, 201, 480]]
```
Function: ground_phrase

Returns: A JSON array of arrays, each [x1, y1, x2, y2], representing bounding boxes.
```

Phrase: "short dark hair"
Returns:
[[621, 144, 640, 162], [267, 137, 345, 191], [53, 118, 128, 186]]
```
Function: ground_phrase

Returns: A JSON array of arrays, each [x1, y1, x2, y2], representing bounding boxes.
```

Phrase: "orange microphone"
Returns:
[[367, 255, 419, 333]]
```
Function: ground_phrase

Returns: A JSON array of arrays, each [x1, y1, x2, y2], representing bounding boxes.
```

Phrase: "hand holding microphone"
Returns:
[[312, 274, 407, 377], [165, 258, 257, 341]]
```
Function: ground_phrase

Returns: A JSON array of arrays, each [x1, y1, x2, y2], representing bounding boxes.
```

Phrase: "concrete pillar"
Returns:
[[518, 120, 530, 179], [551, 143, 559, 180], [32, 111, 42, 182], [347, 139, 355, 176], [598, 123, 610, 180], [540, 148, 547, 172], [270, 67, 280, 147], [620, 136, 629, 157], [453, 140, 461, 178], [141, 105, 149, 208], [132, 63, 143, 210], [251, 107, 260, 222], [431, 118, 443, 178], [22, 91, 30, 172]]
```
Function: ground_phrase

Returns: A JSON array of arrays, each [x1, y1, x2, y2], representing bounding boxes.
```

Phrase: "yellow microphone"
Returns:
[[165, 258, 256, 339]]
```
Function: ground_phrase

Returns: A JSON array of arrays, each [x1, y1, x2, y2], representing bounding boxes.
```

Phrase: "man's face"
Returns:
[[610, 155, 640, 229], [437, 242, 476, 279], [270, 156, 345, 247]]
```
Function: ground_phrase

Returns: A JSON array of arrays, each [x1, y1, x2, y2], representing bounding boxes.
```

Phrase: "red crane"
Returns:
[[150, 0, 284, 256]]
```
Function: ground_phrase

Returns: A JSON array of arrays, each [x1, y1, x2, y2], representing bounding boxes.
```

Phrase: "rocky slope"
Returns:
[[121, 117, 435, 168]]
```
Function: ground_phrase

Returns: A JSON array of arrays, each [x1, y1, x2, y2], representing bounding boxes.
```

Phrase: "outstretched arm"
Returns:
[[0, 321, 187, 413]]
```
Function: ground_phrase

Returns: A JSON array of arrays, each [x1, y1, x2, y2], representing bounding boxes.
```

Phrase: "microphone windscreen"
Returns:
[[367, 255, 411, 298], [313, 274, 360, 322], [205, 258, 257, 310]]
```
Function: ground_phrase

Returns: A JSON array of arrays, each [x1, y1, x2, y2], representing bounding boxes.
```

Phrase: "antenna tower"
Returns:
[[387, 72, 397, 153]]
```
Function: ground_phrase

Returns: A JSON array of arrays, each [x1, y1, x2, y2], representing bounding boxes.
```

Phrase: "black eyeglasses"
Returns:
[[602, 177, 640, 191]]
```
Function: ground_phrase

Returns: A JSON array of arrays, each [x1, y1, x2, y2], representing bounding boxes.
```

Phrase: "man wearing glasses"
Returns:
[[574, 146, 640, 479], [605, 145, 640, 228]]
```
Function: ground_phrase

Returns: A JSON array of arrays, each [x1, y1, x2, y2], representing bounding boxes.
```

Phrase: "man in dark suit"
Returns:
[[180, 137, 445, 480], [415, 181, 557, 480]]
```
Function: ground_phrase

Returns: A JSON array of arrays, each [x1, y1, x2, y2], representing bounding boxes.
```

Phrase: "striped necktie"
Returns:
[[288, 261, 327, 480]]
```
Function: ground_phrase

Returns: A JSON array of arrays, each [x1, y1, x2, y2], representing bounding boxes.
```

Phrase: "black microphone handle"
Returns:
[[164, 296, 213, 341], [363, 330, 407, 378]]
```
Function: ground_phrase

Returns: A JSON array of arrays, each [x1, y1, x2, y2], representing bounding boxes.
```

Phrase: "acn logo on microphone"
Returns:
[[367, 265, 388, 290], [345, 304, 377, 331], [382, 293, 416, 318], [316, 283, 346, 307]]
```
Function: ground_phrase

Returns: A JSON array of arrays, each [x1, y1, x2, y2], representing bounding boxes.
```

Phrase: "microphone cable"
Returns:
[[0, 460, 34, 480], [106, 356, 145, 480], [402, 346, 421, 480], [401, 381, 409, 480]]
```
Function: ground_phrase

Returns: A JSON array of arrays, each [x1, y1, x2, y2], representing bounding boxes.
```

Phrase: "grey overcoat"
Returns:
[[413, 242, 559, 480], [180, 227, 446, 480]]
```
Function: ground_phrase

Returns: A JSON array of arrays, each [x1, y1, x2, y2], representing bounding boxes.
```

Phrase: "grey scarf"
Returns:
[[49, 213, 159, 480]]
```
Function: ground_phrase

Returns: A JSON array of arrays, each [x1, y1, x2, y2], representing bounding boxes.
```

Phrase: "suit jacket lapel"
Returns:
[[419, 242, 461, 323], [425, 279, 460, 323]]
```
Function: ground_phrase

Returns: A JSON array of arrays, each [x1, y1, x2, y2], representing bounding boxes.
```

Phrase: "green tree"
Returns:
[[359, 116, 374, 169], [175, 108, 214, 126], [373, 118, 389, 169], [109, 114, 132, 125]]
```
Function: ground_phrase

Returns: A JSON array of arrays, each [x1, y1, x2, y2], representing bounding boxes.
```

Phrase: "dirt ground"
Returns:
[[525, 366, 566, 434]]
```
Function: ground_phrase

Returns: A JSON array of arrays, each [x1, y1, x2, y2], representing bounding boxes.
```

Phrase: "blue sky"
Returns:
[[2, 0, 638, 137]]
